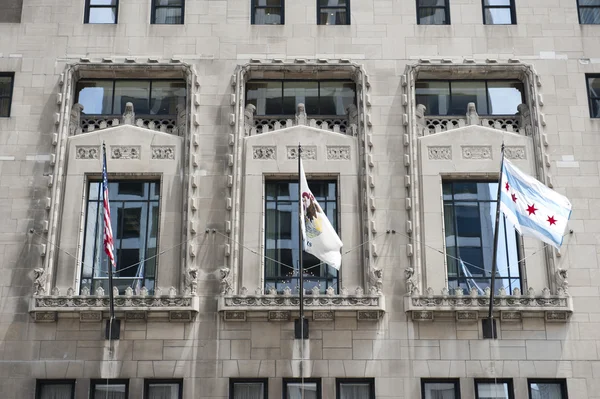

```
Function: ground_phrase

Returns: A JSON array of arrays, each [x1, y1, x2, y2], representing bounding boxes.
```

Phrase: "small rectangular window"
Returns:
[[36, 380, 75, 399], [145, 379, 182, 399], [251, 0, 284, 24], [85, 0, 119, 24], [578, 0, 600, 24], [230, 378, 268, 399], [417, 0, 450, 25], [422, 379, 460, 399], [337, 379, 375, 399], [482, 0, 516, 24], [528, 379, 568, 399], [283, 378, 321, 399], [0, 73, 15, 117], [317, 0, 350, 25], [91, 379, 128, 399], [152, 0, 184, 24], [475, 379, 514, 399], [0, 0, 23, 23], [587, 74, 600, 118]]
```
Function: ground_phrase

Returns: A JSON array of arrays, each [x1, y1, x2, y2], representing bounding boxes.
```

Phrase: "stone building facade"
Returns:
[[0, 0, 599, 398]]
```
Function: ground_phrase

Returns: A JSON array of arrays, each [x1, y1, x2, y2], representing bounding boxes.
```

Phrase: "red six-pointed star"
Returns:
[[511, 193, 518, 203], [505, 182, 510, 191], [547, 215, 557, 226], [527, 204, 538, 216]]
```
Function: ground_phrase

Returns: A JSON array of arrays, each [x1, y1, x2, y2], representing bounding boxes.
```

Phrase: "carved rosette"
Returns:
[[111, 146, 141, 160], [288, 146, 317, 160], [151, 146, 175, 160], [326, 146, 351, 160], [427, 146, 452, 160], [504, 146, 526, 159], [75, 146, 99, 160], [462, 146, 492, 160], [252, 146, 276, 160]]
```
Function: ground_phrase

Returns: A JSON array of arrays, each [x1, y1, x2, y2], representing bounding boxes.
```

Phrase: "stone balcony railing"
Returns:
[[417, 102, 533, 136]]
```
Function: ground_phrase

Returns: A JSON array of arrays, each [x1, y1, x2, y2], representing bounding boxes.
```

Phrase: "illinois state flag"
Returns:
[[300, 160, 343, 269], [500, 158, 572, 249]]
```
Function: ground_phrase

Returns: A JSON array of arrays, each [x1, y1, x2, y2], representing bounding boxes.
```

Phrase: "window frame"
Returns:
[[151, 0, 185, 24], [586, 74, 600, 118], [421, 378, 460, 399], [577, 0, 600, 24], [527, 379, 568, 399], [84, 0, 119, 24], [90, 379, 129, 399], [416, 0, 451, 25], [0, 72, 14, 118], [144, 379, 183, 399], [36, 379, 76, 399], [229, 378, 268, 399], [251, 0, 284, 25], [481, 0, 516, 25], [474, 379, 515, 399], [317, 0, 350, 25], [283, 378, 322, 399], [336, 378, 375, 399]]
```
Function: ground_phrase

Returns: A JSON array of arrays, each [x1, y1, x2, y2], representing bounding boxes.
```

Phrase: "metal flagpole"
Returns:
[[486, 143, 505, 339], [297, 143, 305, 399]]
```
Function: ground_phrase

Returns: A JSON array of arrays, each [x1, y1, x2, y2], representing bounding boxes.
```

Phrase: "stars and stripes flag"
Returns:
[[102, 146, 116, 270], [499, 158, 572, 249]]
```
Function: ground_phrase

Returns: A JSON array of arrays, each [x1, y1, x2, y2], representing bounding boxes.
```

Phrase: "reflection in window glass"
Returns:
[[417, 0, 450, 25], [77, 81, 114, 115], [145, 380, 182, 399], [85, 0, 118, 23], [578, 0, 600, 24], [587, 75, 600, 118], [91, 380, 128, 399], [285, 381, 320, 399], [476, 381, 512, 399], [416, 81, 450, 115], [114, 81, 150, 115], [450, 81, 488, 115], [283, 81, 319, 114], [422, 380, 459, 399], [37, 380, 75, 399], [338, 380, 374, 399], [528, 381, 566, 399], [317, 0, 349, 25], [231, 381, 266, 399], [252, 0, 284, 24], [487, 81, 524, 114], [152, 0, 184, 24], [319, 82, 355, 115], [0, 74, 14, 117], [482, 0, 515, 24]]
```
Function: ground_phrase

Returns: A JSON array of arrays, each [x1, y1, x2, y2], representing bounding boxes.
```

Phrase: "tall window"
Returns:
[[251, 0, 284, 24], [317, 0, 350, 25], [81, 181, 160, 295], [36, 380, 75, 399], [482, 0, 516, 24], [265, 181, 339, 294], [422, 379, 460, 399], [578, 0, 600, 24], [91, 380, 128, 399], [151, 0, 184, 24], [246, 80, 355, 116], [145, 379, 183, 399], [587, 75, 600, 118], [337, 379, 375, 399], [416, 80, 524, 116], [475, 379, 514, 399], [230, 379, 268, 399], [84, 0, 118, 24], [528, 379, 568, 399], [0, 73, 14, 117], [75, 79, 186, 116], [416, 0, 450, 25], [284, 379, 321, 399], [443, 181, 521, 294]]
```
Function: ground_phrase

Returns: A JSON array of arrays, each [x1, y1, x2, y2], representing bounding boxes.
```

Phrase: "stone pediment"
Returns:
[[245, 123, 355, 145]]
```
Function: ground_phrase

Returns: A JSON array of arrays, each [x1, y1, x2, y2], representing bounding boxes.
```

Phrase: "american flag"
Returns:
[[102, 146, 116, 270]]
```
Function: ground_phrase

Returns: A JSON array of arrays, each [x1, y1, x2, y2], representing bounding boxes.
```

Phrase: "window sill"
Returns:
[[405, 291, 573, 322], [29, 293, 200, 323], [218, 293, 385, 322]]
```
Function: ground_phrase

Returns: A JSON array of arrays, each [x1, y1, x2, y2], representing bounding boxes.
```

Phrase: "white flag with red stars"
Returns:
[[500, 158, 572, 249]]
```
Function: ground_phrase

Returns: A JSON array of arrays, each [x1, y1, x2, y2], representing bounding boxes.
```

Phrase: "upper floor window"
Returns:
[[81, 180, 160, 295], [230, 379, 268, 399], [145, 379, 183, 399], [251, 0, 284, 24], [284, 379, 322, 399], [151, 0, 184, 24], [417, 0, 450, 25], [578, 0, 600, 24], [36, 380, 75, 399], [317, 0, 350, 25], [443, 181, 521, 295], [528, 379, 568, 399], [84, 0, 118, 24], [265, 180, 339, 294], [91, 379, 129, 399], [0, 73, 14, 117], [416, 80, 524, 116], [475, 379, 514, 399], [0, 0, 23, 23], [422, 379, 460, 399], [76, 79, 186, 116], [587, 75, 600, 118], [246, 80, 355, 116], [482, 0, 516, 24], [337, 379, 375, 399]]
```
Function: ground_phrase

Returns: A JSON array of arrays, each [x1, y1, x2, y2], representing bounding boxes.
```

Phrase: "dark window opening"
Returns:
[[482, 0, 516, 24], [336, 379, 375, 399], [417, 0, 450, 25], [36, 380, 75, 399], [578, 0, 600, 24], [475, 379, 515, 399], [91, 379, 129, 399], [422, 379, 460, 399], [230, 378, 268, 399], [144, 379, 183, 399], [251, 0, 284, 24], [151, 0, 184, 24], [528, 379, 568, 399], [586, 74, 600, 118], [317, 0, 350, 25], [283, 379, 322, 399]]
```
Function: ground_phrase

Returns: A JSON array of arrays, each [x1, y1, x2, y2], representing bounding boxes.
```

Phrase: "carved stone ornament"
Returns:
[[169, 310, 193, 322], [326, 146, 351, 160], [545, 310, 569, 322], [412, 310, 434, 321], [123, 102, 135, 125], [456, 311, 478, 322], [405, 267, 416, 296], [126, 311, 147, 321], [466, 102, 480, 126], [33, 268, 47, 295], [346, 104, 359, 130], [268, 310, 291, 321], [501, 311, 522, 321], [80, 311, 102, 322], [504, 146, 526, 160], [252, 146, 276, 160], [244, 104, 256, 129], [313, 310, 334, 321], [185, 267, 199, 296], [151, 146, 175, 160], [287, 146, 316, 160], [462, 146, 492, 160], [70, 103, 84, 135], [295, 103, 308, 126], [75, 146, 99, 160], [34, 311, 56, 322], [428, 146, 452, 160], [111, 146, 141, 160], [220, 267, 233, 295], [368, 267, 383, 294], [357, 311, 381, 321], [224, 310, 246, 321]]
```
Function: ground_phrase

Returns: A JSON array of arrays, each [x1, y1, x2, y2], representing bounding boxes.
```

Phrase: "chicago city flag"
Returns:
[[500, 158, 572, 249], [299, 160, 343, 269]]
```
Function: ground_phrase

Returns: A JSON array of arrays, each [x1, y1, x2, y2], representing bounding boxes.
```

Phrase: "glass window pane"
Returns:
[[283, 81, 318, 114], [339, 383, 370, 399], [589, 76, 600, 97], [476, 382, 510, 399], [418, 7, 448, 24], [580, 0, 600, 5], [591, 98, 600, 118], [419, 0, 447, 5], [286, 382, 318, 399], [319, 0, 347, 5], [319, 82, 355, 115], [150, 81, 186, 114], [0, 98, 9, 117], [39, 383, 74, 399], [579, 7, 600, 23], [156, 0, 182, 5], [0, 76, 12, 97], [423, 382, 457, 399], [257, 0, 283, 4], [232, 382, 264, 399], [487, 81, 523, 114], [77, 81, 114, 115], [530, 382, 564, 399], [90, 0, 117, 4], [450, 81, 488, 114], [416, 81, 450, 115], [254, 7, 283, 24], [319, 8, 347, 25], [484, 0, 511, 5], [114, 81, 150, 114], [88, 7, 117, 23], [247, 81, 282, 115], [484, 8, 513, 24], [93, 383, 126, 399], [155, 7, 183, 24], [147, 382, 180, 399]]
